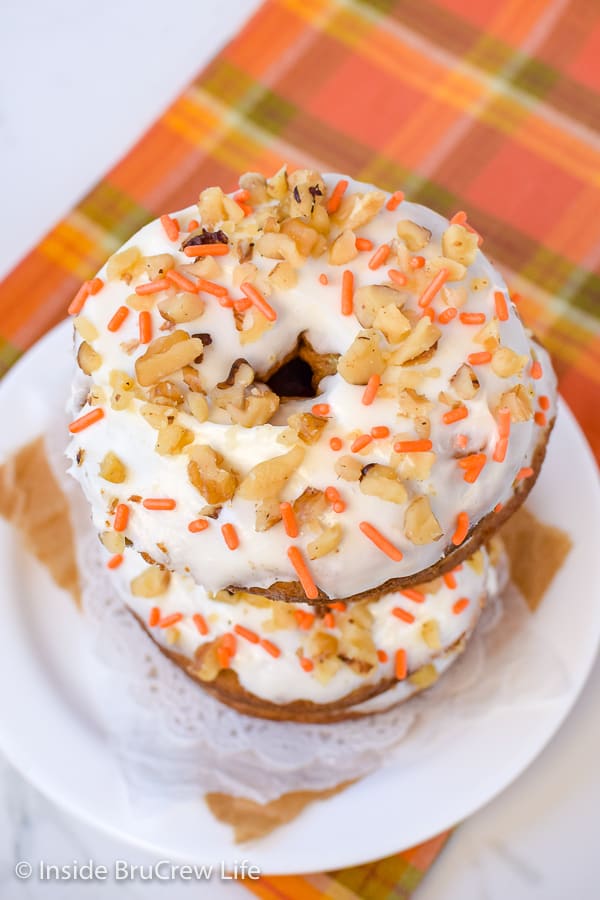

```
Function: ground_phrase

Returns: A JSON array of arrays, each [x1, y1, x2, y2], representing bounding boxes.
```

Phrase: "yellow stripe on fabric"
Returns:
[[38, 222, 102, 279]]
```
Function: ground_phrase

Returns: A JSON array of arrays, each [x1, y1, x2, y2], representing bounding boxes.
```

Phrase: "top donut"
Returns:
[[67, 169, 556, 603]]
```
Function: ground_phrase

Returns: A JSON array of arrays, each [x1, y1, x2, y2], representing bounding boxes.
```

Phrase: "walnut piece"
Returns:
[[287, 413, 327, 445], [404, 496, 442, 544], [396, 220, 431, 251], [373, 303, 411, 342], [388, 318, 441, 365], [99, 451, 127, 484], [450, 364, 480, 399], [491, 347, 527, 378], [421, 619, 441, 650], [77, 341, 102, 375], [293, 487, 328, 531], [307, 523, 343, 559], [334, 455, 362, 481], [442, 224, 478, 266], [187, 445, 239, 504], [337, 329, 386, 385], [498, 385, 533, 422], [130, 565, 170, 598], [158, 292, 205, 324], [238, 446, 305, 501], [354, 284, 404, 328], [360, 464, 407, 504], [135, 331, 205, 387], [155, 422, 194, 456], [328, 229, 358, 266], [209, 360, 279, 426]]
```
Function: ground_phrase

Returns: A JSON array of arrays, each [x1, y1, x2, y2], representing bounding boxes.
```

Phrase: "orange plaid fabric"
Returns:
[[1, 0, 598, 894]]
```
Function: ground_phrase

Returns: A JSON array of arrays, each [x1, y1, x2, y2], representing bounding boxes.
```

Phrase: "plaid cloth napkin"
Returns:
[[1, 0, 598, 893]]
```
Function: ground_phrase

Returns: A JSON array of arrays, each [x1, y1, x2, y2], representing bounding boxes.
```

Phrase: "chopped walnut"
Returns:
[[149, 380, 184, 407], [333, 190, 386, 230], [337, 605, 378, 674], [421, 619, 441, 650], [187, 393, 209, 422], [281, 217, 321, 256], [467, 548, 485, 574], [106, 245, 142, 282], [354, 284, 404, 328], [73, 316, 98, 342], [441, 285, 467, 307], [155, 422, 194, 456], [100, 530, 125, 554], [187, 445, 239, 504], [158, 292, 205, 324], [77, 341, 102, 375], [404, 496, 442, 544], [140, 402, 171, 430], [409, 664, 439, 689], [287, 412, 327, 445], [268, 261, 298, 291], [197, 185, 243, 227], [373, 303, 411, 343], [99, 451, 127, 484], [334, 455, 362, 482], [238, 446, 305, 501], [209, 360, 279, 426], [237, 308, 273, 346], [238, 172, 269, 204], [307, 523, 343, 559], [470, 277, 489, 292], [396, 220, 431, 251], [450, 364, 480, 400], [498, 384, 533, 421], [397, 388, 433, 419], [425, 256, 466, 282], [307, 631, 341, 685], [391, 443, 436, 481], [135, 331, 205, 387], [266, 166, 288, 201], [442, 224, 478, 266], [255, 232, 305, 268], [337, 329, 386, 385], [130, 565, 170, 598], [491, 347, 527, 377], [388, 318, 441, 365], [360, 464, 407, 504], [474, 318, 500, 350], [181, 255, 222, 280], [328, 229, 358, 266], [255, 497, 282, 532], [292, 487, 328, 531], [142, 253, 175, 281]]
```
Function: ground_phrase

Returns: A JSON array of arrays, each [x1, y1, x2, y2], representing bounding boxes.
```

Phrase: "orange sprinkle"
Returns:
[[455, 434, 468, 449], [143, 498, 176, 510], [494, 503, 503, 513], [217, 635, 236, 668], [107, 554, 123, 570], [443, 572, 457, 589], [188, 518, 209, 533], [333, 501, 346, 514], [312, 403, 330, 416], [539, 395, 550, 411], [394, 439, 432, 453], [221, 633, 236, 654], [511, 292, 522, 303], [326, 178, 349, 214], [234, 624, 259, 644], [68, 408, 104, 433], [494, 291, 509, 321], [323, 612, 335, 628], [493, 437, 508, 463], [355, 237, 373, 251], [467, 351, 492, 365], [287, 546, 319, 600], [452, 511, 469, 546], [113, 503, 129, 532], [388, 268, 408, 286], [166, 269, 198, 293], [458, 453, 487, 483], [299, 657, 314, 673], [395, 648, 407, 680], [329, 601, 347, 612], [221, 523, 239, 550], [138, 310, 152, 344], [159, 613, 183, 629], [329, 437, 343, 451], [371, 426, 390, 439], [195, 277, 228, 297], [516, 467, 534, 481], [442, 406, 468, 425], [193, 613, 209, 635], [187, 219, 199, 231], [453, 598, 470, 615], [240, 282, 277, 322], [450, 211, 467, 225], [135, 277, 172, 295], [148, 607, 160, 627], [261, 639, 281, 658], [408, 255, 425, 270], [359, 522, 403, 561], [400, 588, 425, 603], [421, 307, 435, 322], [534, 411, 547, 426], [351, 433, 373, 453], [325, 486, 341, 503], [438, 306, 457, 324], [319, 273, 329, 285], [497, 407, 512, 438], [341, 269, 354, 315], [107, 306, 129, 332], [392, 607, 415, 624], [160, 214, 179, 242], [418, 268, 448, 307], [233, 297, 253, 312], [530, 360, 542, 379], [234, 188, 251, 202], [386, 190, 405, 210], [294, 610, 315, 630], [368, 244, 390, 270], [67, 278, 104, 315], [280, 502, 299, 538], [183, 243, 229, 257], [377, 649, 388, 663], [362, 373, 380, 406], [459, 312, 486, 325]]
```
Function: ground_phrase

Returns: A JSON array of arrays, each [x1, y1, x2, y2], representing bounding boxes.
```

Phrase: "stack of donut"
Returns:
[[67, 169, 556, 722]]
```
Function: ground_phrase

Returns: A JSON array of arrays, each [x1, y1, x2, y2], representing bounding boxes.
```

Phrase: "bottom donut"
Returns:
[[110, 538, 505, 723]]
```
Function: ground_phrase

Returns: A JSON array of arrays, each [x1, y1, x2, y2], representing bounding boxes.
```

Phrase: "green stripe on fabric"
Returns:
[[333, 855, 423, 899], [0, 339, 22, 379], [200, 58, 257, 108], [78, 182, 151, 245], [509, 56, 560, 100]]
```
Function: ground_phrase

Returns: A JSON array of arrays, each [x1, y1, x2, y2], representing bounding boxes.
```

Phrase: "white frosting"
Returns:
[[114, 544, 496, 706], [66, 174, 556, 598]]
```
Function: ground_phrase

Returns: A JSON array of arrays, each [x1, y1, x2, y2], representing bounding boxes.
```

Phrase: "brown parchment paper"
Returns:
[[0, 438, 572, 840]]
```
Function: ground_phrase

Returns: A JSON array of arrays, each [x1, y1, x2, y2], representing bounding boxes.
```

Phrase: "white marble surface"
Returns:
[[1, 1, 600, 897]]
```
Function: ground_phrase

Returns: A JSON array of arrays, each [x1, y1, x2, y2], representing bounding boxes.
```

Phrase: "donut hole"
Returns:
[[267, 355, 316, 399]]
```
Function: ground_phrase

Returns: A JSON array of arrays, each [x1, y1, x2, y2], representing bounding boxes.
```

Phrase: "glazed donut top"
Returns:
[[67, 170, 556, 599]]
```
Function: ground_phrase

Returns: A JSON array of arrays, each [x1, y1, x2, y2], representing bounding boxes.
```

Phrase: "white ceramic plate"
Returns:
[[0, 320, 598, 875]]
